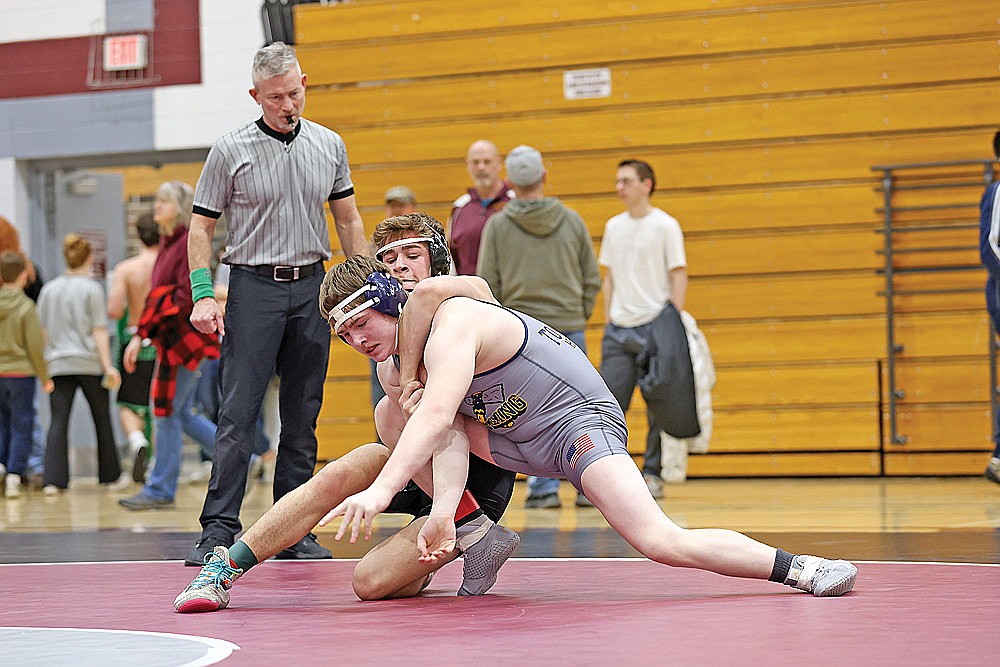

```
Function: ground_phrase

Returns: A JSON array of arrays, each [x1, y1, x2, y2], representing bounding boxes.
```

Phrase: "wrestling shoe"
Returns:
[[785, 555, 857, 597], [174, 546, 243, 613], [458, 523, 520, 596]]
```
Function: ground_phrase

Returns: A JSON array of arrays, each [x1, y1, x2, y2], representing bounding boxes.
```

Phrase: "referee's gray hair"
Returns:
[[252, 42, 300, 86]]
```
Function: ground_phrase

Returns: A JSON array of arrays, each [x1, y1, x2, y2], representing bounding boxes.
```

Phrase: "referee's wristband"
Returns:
[[190, 267, 215, 302]]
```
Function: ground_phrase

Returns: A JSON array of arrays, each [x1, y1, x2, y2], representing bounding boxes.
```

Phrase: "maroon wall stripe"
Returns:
[[0, 0, 201, 100]]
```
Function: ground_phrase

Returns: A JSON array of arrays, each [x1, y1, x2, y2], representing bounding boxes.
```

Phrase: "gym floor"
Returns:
[[2, 475, 998, 665]]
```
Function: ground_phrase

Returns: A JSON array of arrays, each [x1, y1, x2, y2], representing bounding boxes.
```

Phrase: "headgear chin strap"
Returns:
[[329, 271, 408, 333]]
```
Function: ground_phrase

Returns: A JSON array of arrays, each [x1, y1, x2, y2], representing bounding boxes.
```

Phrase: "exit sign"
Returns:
[[103, 35, 148, 71]]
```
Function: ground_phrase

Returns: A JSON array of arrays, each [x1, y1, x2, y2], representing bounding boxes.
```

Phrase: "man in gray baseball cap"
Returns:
[[384, 186, 417, 217], [477, 145, 601, 508]]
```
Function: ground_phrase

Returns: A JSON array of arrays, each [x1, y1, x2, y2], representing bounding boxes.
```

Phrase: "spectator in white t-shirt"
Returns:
[[598, 159, 688, 500]]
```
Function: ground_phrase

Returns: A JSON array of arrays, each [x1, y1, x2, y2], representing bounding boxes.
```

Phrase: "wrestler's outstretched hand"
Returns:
[[318, 485, 394, 543], [399, 379, 424, 416], [416, 514, 456, 562]]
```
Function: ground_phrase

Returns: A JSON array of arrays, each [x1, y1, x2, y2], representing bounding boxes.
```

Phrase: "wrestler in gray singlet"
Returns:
[[454, 300, 629, 491]]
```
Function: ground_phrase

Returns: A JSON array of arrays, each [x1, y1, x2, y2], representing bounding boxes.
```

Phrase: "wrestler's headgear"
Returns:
[[328, 270, 408, 334], [375, 226, 451, 277]]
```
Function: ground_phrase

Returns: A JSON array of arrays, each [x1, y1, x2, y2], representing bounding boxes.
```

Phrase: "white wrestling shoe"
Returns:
[[786, 555, 857, 597], [174, 545, 244, 613], [458, 523, 520, 596]]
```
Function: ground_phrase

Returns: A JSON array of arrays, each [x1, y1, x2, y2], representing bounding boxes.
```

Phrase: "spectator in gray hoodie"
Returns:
[[476, 145, 600, 508]]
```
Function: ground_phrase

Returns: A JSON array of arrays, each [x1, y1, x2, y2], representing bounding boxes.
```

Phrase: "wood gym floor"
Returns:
[[1, 474, 998, 665]]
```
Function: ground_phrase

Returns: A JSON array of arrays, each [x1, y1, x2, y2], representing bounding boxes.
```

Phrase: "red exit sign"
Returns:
[[103, 35, 148, 71]]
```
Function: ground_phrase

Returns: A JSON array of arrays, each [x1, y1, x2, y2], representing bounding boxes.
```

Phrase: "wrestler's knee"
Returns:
[[352, 559, 388, 600], [352, 559, 425, 601], [639, 527, 701, 567]]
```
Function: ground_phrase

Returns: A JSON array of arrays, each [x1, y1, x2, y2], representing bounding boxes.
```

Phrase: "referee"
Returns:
[[185, 42, 367, 565]]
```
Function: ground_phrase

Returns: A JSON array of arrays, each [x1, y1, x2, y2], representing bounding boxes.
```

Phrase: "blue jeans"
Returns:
[[26, 382, 45, 476], [0, 376, 37, 475], [194, 357, 269, 459], [143, 363, 217, 500], [526, 329, 587, 498]]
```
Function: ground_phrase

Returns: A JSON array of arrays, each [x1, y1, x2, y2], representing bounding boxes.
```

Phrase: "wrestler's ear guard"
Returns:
[[329, 270, 408, 337]]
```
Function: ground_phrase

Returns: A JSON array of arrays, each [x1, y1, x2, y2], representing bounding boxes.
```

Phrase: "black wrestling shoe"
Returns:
[[275, 532, 332, 560], [185, 534, 233, 567]]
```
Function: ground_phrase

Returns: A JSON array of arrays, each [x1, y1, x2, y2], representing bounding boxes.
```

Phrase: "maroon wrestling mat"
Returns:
[[2, 559, 996, 666]]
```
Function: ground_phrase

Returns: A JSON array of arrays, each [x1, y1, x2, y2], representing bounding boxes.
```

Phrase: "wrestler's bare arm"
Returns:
[[397, 275, 496, 390], [323, 301, 481, 542], [372, 305, 477, 496]]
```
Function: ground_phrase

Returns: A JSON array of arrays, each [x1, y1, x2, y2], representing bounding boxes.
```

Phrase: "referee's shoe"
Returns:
[[275, 532, 332, 560]]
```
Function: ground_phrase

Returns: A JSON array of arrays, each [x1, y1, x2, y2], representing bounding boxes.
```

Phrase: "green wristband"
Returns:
[[190, 267, 215, 302]]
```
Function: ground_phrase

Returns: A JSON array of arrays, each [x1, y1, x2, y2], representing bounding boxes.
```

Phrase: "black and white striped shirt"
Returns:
[[193, 117, 354, 266]]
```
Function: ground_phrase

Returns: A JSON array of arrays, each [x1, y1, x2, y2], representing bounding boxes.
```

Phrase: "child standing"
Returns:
[[36, 235, 123, 492], [0, 251, 53, 498]]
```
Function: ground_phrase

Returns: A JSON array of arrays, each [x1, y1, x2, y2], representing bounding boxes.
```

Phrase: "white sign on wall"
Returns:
[[563, 67, 612, 100]]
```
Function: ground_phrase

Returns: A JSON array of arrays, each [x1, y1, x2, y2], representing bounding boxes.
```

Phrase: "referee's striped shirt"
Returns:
[[193, 117, 355, 267]]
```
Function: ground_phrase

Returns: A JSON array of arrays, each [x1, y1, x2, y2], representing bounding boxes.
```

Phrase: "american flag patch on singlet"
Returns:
[[567, 433, 596, 470]]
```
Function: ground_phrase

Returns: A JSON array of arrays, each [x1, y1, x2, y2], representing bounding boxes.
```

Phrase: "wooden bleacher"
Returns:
[[113, 0, 998, 477]]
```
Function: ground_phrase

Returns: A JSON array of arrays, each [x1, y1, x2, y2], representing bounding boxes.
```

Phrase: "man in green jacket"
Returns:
[[476, 144, 601, 508]]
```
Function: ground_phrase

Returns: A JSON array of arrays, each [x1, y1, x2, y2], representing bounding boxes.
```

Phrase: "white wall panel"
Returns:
[[153, 0, 264, 150], [0, 0, 106, 42]]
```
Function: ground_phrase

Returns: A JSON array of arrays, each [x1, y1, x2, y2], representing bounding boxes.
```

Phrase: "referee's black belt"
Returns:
[[239, 261, 324, 282]]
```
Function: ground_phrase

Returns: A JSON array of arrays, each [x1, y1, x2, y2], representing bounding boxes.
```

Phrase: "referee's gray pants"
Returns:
[[198, 266, 330, 539]]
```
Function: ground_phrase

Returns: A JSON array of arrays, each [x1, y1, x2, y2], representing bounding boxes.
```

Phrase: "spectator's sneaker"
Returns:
[[185, 535, 233, 567], [785, 555, 857, 597], [104, 472, 132, 491], [643, 473, 664, 499], [174, 546, 243, 613], [275, 532, 332, 560], [131, 440, 149, 483], [5, 473, 22, 498], [118, 493, 174, 510], [181, 460, 213, 485], [524, 492, 560, 509], [985, 458, 1000, 486], [458, 524, 520, 596], [245, 455, 264, 494]]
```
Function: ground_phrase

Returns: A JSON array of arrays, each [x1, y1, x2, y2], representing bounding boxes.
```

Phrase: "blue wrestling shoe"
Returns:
[[458, 524, 520, 596], [174, 546, 243, 613]]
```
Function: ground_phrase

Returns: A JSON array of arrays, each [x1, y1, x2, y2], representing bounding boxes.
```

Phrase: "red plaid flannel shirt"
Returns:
[[137, 285, 220, 417]]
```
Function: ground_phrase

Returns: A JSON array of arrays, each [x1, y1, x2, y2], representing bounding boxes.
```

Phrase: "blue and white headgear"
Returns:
[[375, 228, 451, 277], [329, 270, 408, 334]]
